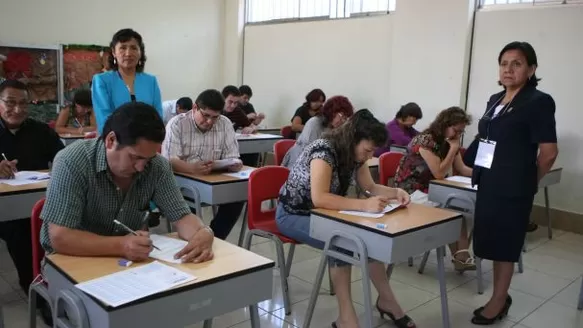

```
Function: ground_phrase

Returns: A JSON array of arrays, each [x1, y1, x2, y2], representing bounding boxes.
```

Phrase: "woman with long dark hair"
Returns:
[[470, 41, 558, 325], [277, 109, 416, 328]]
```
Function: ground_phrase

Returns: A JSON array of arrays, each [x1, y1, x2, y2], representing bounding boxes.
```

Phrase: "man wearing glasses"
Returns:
[[161, 89, 245, 240], [0, 79, 63, 325]]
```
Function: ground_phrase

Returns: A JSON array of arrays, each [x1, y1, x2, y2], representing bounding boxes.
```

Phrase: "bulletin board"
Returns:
[[62, 44, 110, 105], [0, 44, 62, 122]]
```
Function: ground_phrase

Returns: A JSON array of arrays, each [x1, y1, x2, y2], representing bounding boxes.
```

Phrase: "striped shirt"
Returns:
[[162, 111, 240, 162], [40, 139, 192, 253]]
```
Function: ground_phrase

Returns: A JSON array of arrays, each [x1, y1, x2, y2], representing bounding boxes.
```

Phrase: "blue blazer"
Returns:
[[92, 71, 163, 134]]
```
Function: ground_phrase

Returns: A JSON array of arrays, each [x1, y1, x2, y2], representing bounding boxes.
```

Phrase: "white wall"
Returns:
[[242, 0, 474, 129], [243, 15, 393, 127], [466, 5, 583, 213], [0, 0, 225, 100]]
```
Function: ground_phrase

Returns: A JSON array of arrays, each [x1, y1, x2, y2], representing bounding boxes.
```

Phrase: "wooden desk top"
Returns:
[[236, 133, 282, 141], [174, 166, 255, 185], [0, 170, 49, 195], [59, 133, 85, 139], [0, 180, 48, 195], [312, 203, 462, 237], [429, 167, 563, 192], [367, 157, 379, 168], [46, 238, 274, 310]]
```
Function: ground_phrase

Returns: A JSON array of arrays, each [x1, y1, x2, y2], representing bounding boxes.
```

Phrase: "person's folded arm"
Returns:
[[453, 153, 473, 177], [310, 158, 364, 211], [54, 108, 79, 134], [529, 95, 559, 181], [419, 146, 457, 180], [291, 116, 304, 132]]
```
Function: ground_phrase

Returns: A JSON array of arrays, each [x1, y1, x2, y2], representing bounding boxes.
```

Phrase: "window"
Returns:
[[481, 0, 580, 7], [246, 0, 396, 24]]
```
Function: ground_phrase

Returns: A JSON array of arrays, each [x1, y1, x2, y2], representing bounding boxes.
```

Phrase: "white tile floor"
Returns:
[[1, 212, 582, 328]]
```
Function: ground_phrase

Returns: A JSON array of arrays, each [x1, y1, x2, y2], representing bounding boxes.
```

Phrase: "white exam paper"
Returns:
[[211, 158, 242, 170], [222, 168, 254, 179], [148, 235, 188, 264], [75, 261, 196, 307], [339, 203, 402, 219], [445, 175, 472, 185], [0, 171, 50, 186]]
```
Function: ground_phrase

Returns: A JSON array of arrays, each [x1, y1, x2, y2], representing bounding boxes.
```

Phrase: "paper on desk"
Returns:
[[0, 171, 50, 186], [339, 203, 403, 219], [75, 261, 196, 307], [222, 167, 255, 179], [445, 176, 472, 185], [148, 234, 188, 264], [211, 158, 242, 170]]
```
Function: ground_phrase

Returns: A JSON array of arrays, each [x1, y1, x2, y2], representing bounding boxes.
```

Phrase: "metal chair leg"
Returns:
[[273, 238, 292, 315], [408, 256, 414, 267], [328, 264, 335, 295], [544, 187, 552, 239], [517, 253, 524, 274], [475, 257, 484, 294], [285, 244, 295, 277], [237, 203, 248, 247], [577, 277, 583, 310], [418, 251, 430, 274]]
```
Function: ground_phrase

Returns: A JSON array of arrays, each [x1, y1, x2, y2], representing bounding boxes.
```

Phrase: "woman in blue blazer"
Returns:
[[92, 28, 163, 134]]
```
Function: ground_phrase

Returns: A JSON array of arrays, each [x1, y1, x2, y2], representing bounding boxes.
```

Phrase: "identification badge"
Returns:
[[474, 139, 496, 169]]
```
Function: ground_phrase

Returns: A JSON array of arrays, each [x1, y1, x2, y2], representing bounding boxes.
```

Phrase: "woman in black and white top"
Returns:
[[276, 109, 415, 328]]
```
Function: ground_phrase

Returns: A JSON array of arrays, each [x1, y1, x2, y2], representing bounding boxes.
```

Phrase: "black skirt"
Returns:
[[472, 190, 534, 262]]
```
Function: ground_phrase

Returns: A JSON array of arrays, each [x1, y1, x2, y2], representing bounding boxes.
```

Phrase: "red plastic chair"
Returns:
[[273, 140, 295, 166], [280, 125, 293, 139], [243, 166, 335, 315], [29, 198, 53, 327], [47, 120, 56, 129], [378, 152, 404, 186]]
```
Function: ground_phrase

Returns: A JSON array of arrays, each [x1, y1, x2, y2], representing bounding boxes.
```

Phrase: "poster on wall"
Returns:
[[0, 45, 60, 122], [63, 44, 110, 105]]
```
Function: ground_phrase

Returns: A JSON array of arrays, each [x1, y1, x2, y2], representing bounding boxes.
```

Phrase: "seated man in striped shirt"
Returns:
[[221, 85, 260, 166], [162, 89, 246, 240]]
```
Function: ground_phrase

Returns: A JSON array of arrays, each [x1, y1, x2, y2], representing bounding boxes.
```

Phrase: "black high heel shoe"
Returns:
[[471, 295, 512, 325], [376, 299, 416, 328], [473, 295, 512, 316]]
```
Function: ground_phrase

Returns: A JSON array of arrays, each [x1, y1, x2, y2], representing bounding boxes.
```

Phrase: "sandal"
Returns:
[[452, 249, 476, 272], [376, 298, 416, 328]]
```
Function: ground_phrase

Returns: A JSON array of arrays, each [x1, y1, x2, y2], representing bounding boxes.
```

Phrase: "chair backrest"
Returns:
[[378, 152, 404, 186], [273, 140, 296, 166], [247, 166, 289, 229], [280, 125, 294, 139], [30, 198, 46, 278]]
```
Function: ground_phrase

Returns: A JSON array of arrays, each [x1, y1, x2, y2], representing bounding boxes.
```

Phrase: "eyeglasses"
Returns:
[[198, 108, 220, 121], [0, 98, 29, 109]]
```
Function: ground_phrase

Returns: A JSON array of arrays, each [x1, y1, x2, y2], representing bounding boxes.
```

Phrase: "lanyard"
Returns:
[[480, 92, 516, 140]]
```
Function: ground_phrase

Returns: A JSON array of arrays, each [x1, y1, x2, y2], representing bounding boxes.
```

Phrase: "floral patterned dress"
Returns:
[[393, 133, 442, 193]]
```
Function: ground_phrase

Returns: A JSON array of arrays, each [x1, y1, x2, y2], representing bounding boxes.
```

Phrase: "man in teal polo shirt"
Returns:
[[40, 101, 214, 262]]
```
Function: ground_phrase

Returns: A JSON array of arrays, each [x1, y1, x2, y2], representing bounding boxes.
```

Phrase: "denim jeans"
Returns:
[[275, 203, 352, 267]]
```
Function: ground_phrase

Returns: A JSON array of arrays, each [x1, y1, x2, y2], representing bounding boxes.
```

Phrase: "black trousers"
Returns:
[[240, 153, 260, 167], [191, 202, 245, 240], [0, 218, 34, 293]]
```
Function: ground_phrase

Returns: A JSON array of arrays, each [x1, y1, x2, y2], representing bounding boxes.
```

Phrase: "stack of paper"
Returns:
[[211, 158, 242, 170], [222, 167, 255, 179], [75, 261, 196, 307], [0, 171, 50, 186], [445, 176, 472, 184], [148, 234, 188, 264], [339, 203, 404, 219]]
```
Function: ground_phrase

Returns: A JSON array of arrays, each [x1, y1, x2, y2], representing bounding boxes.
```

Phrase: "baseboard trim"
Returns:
[[531, 205, 583, 235]]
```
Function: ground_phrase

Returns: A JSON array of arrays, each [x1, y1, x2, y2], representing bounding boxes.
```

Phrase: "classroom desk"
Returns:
[[303, 204, 463, 328], [0, 180, 47, 222], [237, 133, 282, 155], [389, 145, 408, 154], [174, 167, 254, 245], [59, 133, 85, 146], [257, 127, 281, 135], [428, 167, 562, 239], [44, 238, 274, 328]]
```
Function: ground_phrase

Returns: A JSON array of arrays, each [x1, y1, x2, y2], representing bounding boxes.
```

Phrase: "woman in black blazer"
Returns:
[[470, 42, 558, 325]]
